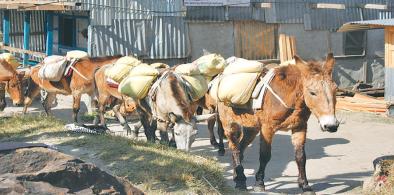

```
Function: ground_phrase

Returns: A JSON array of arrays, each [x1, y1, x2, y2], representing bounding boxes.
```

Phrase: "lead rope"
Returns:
[[69, 64, 89, 81]]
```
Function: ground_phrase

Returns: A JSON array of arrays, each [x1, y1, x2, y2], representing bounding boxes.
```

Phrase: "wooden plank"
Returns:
[[279, 34, 286, 63], [286, 35, 292, 61], [364, 4, 388, 10], [0, 45, 46, 58], [290, 36, 297, 56], [314, 3, 345, 10]]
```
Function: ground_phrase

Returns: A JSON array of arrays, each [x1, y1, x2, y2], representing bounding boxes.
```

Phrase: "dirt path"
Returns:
[[2, 95, 394, 194]]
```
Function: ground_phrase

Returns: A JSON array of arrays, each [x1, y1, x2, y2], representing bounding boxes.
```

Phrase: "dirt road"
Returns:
[[2, 95, 394, 194]]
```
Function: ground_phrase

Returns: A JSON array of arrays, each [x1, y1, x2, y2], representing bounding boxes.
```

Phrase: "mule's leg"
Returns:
[[113, 104, 136, 138], [23, 80, 41, 114], [89, 94, 100, 125], [72, 93, 82, 124], [207, 117, 218, 148], [239, 127, 258, 162], [217, 118, 225, 156], [42, 92, 56, 116], [254, 127, 274, 192], [225, 122, 247, 190], [137, 108, 156, 142], [0, 83, 6, 111], [292, 129, 314, 193]]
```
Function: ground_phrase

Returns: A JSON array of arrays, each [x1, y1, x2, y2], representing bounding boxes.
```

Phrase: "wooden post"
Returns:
[[2, 10, 10, 46], [23, 11, 31, 66], [385, 27, 394, 103], [46, 11, 53, 56]]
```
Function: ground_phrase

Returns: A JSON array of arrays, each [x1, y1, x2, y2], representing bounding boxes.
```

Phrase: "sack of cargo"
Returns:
[[150, 63, 169, 69], [182, 74, 208, 102], [66, 50, 89, 59], [118, 75, 156, 99], [217, 73, 260, 105], [38, 55, 68, 81], [128, 64, 159, 77], [175, 63, 201, 76], [195, 54, 227, 77], [223, 57, 264, 75], [208, 76, 220, 102], [105, 56, 142, 82], [0, 53, 19, 70]]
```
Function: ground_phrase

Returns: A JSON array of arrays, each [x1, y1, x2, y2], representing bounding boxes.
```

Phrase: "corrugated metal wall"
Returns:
[[186, 0, 394, 31], [90, 16, 190, 59], [234, 21, 277, 60], [65, 0, 184, 25], [8, 11, 46, 52]]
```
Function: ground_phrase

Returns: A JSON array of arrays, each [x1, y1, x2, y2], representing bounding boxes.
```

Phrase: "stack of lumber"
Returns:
[[336, 93, 388, 113], [279, 34, 297, 63]]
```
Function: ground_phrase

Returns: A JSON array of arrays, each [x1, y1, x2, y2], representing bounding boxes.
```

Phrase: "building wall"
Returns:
[[188, 22, 235, 61], [279, 24, 385, 88]]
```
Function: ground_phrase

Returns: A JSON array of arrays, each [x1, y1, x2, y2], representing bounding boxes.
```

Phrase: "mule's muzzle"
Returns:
[[13, 102, 23, 107], [319, 115, 339, 133], [322, 124, 338, 133]]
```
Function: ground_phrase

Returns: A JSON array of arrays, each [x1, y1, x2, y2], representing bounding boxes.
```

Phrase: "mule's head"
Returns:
[[295, 53, 339, 132], [6, 71, 25, 106], [169, 112, 216, 152]]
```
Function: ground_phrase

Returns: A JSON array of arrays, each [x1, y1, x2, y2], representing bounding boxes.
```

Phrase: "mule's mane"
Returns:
[[167, 72, 191, 120], [82, 55, 122, 62], [304, 60, 325, 75]]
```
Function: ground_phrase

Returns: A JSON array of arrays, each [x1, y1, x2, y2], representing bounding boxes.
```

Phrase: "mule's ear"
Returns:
[[324, 53, 335, 75], [168, 112, 179, 123], [194, 113, 217, 122], [294, 55, 309, 73]]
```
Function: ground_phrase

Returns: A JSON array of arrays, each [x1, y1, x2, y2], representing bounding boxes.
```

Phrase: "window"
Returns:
[[58, 16, 88, 50], [343, 31, 366, 55], [59, 17, 75, 47]]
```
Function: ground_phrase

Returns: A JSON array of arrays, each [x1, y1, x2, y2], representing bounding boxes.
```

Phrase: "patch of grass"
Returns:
[[0, 114, 65, 138], [0, 115, 231, 194]]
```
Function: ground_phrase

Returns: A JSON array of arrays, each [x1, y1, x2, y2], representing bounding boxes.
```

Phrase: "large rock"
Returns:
[[0, 147, 144, 195]]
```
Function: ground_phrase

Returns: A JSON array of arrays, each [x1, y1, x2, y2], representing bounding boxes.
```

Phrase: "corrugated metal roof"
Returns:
[[338, 18, 394, 32], [264, 0, 305, 24], [305, 0, 394, 31], [90, 16, 190, 59], [186, 5, 265, 21], [65, 0, 185, 25]]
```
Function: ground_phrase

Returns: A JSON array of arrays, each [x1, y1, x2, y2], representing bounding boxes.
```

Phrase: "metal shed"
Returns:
[[0, 0, 189, 65], [339, 18, 394, 102]]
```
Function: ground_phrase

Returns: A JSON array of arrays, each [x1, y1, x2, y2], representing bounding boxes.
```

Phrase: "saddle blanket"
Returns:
[[106, 78, 120, 89]]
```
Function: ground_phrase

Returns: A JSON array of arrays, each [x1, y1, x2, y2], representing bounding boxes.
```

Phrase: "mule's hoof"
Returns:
[[218, 148, 225, 156], [210, 140, 219, 148], [169, 140, 177, 148], [253, 185, 265, 192], [302, 191, 316, 195], [235, 183, 247, 191]]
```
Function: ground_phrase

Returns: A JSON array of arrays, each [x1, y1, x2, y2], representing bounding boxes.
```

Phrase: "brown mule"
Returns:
[[197, 93, 226, 155], [93, 64, 139, 136], [217, 53, 339, 193], [0, 59, 25, 111], [23, 55, 121, 122]]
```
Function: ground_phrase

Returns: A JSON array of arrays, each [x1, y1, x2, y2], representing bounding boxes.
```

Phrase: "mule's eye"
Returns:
[[175, 132, 180, 136], [309, 91, 317, 96]]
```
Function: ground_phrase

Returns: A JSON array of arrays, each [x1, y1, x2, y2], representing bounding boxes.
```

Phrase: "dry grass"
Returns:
[[381, 160, 394, 195], [0, 115, 232, 194]]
